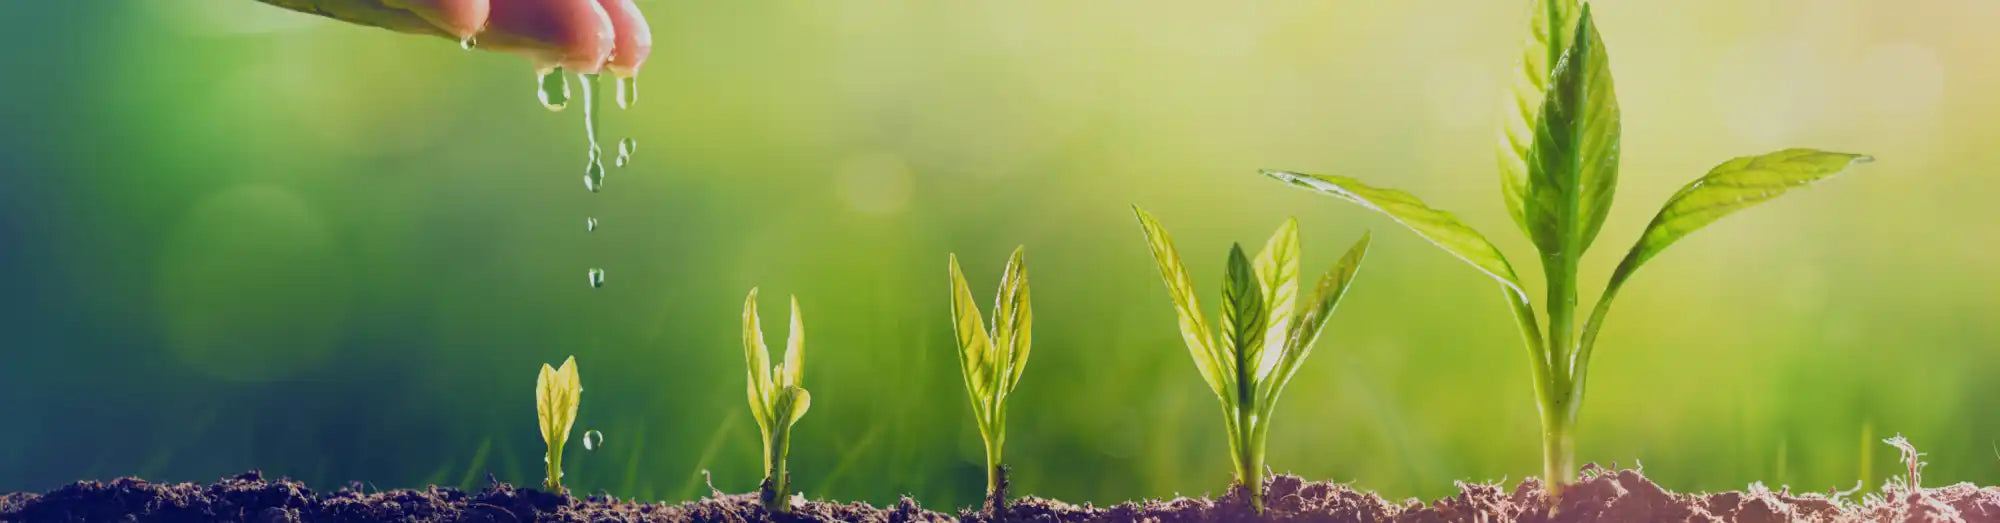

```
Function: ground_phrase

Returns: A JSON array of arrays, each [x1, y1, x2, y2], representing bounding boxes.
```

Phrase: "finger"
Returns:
[[384, 0, 491, 40], [596, 0, 652, 77], [255, 0, 447, 38], [480, 0, 616, 73]]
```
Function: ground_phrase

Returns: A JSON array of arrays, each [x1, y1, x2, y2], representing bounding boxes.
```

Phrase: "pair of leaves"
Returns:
[[1133, 207, 1369, 417], [948, 247, 1033, 430], [536, 356, 582, 450], [743, 288, 811, 441]]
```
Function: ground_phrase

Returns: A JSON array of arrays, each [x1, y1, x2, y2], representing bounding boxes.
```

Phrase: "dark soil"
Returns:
[[5, 465, 1997, 522]]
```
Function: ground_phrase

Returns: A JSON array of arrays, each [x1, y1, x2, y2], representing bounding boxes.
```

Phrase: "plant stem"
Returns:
[[1234, 404, 1265, 512], [1539, 250, 1581, 495], [544, 441, 564, 492], [763, 420, 794, 514]]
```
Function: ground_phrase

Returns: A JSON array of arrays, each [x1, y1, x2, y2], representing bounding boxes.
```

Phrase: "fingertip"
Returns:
[[388, 0, 490, 39], [598, 0, 652, 77]]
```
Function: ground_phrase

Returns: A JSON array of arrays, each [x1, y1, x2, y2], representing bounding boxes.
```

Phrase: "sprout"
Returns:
[[535, 356, 582, 493], [1261, 0, 1868, 495], [947, 247, 1032, 514], [742, 288, 812, 515], [1133, 208, 1370, 513]]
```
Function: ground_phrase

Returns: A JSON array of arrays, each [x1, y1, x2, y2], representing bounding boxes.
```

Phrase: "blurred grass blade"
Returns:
[[1524, 5, 1620, 263], [1500, 0, 1583, 235], [1251, 219, 1301, 382], [1261, 170, 1530, 304], [1133, 206, 1231, 397]]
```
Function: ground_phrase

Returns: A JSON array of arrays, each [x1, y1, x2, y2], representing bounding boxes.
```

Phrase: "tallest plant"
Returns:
[[1263, 0, 1869, 494]]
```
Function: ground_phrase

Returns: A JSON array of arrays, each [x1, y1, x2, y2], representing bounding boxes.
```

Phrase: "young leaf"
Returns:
[[949, 254, 996, 405], [1251, 219, 1301, 382], [782, 296, 805, 389], [742, 289, 773, 432], [996, 247, 1033, 393], [1133, 206, 1232, 398], [1261, 170, 1531, 305], [1500, 0, 1583, 234], [1604, 148, 1871, 297], [1220, 244, 1266, 401], [1523, 5, 1620, 264], [1268, 232, 1371, 402]]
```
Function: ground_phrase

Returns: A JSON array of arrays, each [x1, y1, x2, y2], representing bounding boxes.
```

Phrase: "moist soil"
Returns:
[[4, 465, 1996, 522]]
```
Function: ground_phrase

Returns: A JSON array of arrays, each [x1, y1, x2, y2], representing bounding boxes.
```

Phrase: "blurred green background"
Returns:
[[1, 0, 1995, 509]]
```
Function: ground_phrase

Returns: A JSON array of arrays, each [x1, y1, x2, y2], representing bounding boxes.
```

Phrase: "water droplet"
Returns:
[[583, 430, 605, 451], [588, 268, 606, 288], [586, 217, 598, 232], [537, 67, 570, 111], [459, 37, 476, 51], [615, 138, 635, 167], [615, 76, 638, 110], [583, 148, 606, 192]]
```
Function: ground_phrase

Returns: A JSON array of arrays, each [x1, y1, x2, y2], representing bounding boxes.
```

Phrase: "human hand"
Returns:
[[254, 0, 651, 76]]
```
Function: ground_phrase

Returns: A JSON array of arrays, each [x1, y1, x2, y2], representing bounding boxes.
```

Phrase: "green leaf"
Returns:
[[742, 288, 773, 431], [782, 296, 805, 389], [1133, 206, 1232, 398], [1219, 244, 1266, 397], [1500, 0, 1583, 235], [1606, 149, 1871, 296], [1261, 170, 1530, 305], [948, 254, 996, 406], [1523, 5, 1620, 264], [996, 246, 1033, 393], [777, 386, 811, 426], [1250, 219, 1300, 382], [1267, 232, 1370, 405]]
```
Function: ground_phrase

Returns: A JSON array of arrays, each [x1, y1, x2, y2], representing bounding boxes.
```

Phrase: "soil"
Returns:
[[4, 465, 1996, 522]]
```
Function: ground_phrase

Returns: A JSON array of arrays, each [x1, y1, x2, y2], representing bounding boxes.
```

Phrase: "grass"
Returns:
[[1261, 0, 1870, 495], [1131, 207, 1371, 512]]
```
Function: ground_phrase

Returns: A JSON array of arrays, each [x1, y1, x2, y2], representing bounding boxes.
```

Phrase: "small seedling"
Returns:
[[742, 288, 812, 514], [535, 356, 582, 493], [1883, 434, 1926, 494], [947, 247, 1033, 514], [1133, 207, 1370, 513], [1261, 0, 1869, 494]]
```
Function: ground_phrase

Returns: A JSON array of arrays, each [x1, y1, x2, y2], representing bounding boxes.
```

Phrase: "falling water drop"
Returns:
[[582, 430, 605, 451], [615, 138, 635, 167], [586, 217, 598, 232], [615, 76, 638, 109], [588, 268, 606, 288], [583, 149, 606, 192], [459, 37, 476, 51], [578, 74, 606, 191], [537, 67, 571, 111]]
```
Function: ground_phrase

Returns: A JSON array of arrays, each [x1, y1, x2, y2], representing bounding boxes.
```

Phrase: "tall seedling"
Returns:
[[947, 247, 1032, 515], [1262, 0, 1870, 494], [1134, 208, 1370, 513], [742, 288, 812, 514]]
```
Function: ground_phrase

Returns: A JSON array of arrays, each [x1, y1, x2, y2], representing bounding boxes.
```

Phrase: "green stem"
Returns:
[[1234, 404, 1265, 513], [763, 420, 794, 514], [1539, 249, 1581, 495], [544, 441, 565, 492]]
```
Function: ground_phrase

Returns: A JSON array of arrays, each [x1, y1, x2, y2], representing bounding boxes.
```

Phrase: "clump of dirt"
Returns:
[[5, 465, 1997, 522]]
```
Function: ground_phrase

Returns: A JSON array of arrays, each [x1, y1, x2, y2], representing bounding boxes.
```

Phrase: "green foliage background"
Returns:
[[1, 0, 1994, 509]]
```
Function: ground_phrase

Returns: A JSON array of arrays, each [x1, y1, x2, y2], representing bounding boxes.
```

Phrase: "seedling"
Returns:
[[1133, 207, 1370, 513], [742, 288, 812, 514], [946, 247, 1033, 514], [535, 356, 582, 493], [1261, 0, 1870, 494]]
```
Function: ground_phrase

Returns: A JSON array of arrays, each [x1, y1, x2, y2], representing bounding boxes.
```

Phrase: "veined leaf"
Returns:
[[1524, 5, 1620, 264], [1219, 244, 1266, 399], [1606, 149, 1870, 295], [948, 254, 996, 405], [1250, 219, 1300, 383], [1262, 170, 1530, 305], [552, 357, 580, 445], [997, 246, 1033, 393], [782, 296, 804, 389], [743, 289, 773, 431], [779, 386, 811, 425], [1268, 233, 1370, 403], [1133, 206, 1232, 398], [536, 364, 557, 445], [1500, 0, 1583, 234]]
